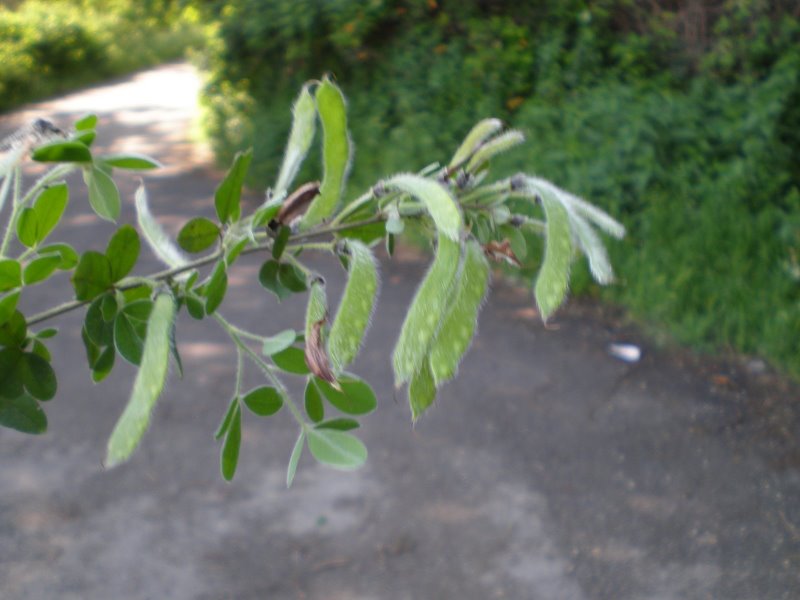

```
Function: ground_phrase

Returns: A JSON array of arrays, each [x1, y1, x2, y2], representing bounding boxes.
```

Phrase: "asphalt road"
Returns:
[[1, 64, 799, 600]]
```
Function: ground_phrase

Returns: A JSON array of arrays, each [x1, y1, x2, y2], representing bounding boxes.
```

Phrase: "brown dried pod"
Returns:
[[305, 318, 340, 390], [272, 181, 321, 229], [483, 239, 522, 267]]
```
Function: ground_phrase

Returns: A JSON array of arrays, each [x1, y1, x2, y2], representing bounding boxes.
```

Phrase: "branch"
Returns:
[[25, 213, 393, 327]]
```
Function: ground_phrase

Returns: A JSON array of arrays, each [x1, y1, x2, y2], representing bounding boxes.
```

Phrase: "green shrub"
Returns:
[[0, 0, 204, 112], [200, 0, 800, 376]]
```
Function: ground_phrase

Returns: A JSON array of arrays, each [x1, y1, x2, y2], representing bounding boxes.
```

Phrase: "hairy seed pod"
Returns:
[[392, 237, 462, 386], [409, 359, 436, 421], [304, 278, 337, 386], [429, 240, 491, 385], [105, 293, 176, 467], [385, 173, 462, 242], [302, 77, 351, 228], [535, 192, 572, 322], [466, 130, 526, 173], [328, 240, 379, 372], [449, 118, 503, 169], [274, 84, 317, 198]]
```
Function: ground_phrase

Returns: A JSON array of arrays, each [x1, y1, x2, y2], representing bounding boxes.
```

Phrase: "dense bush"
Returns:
[[0, 0, 203, 112], [200, 0, 800, 375]]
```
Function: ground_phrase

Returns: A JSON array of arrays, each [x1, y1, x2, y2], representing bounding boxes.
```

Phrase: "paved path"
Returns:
[[1, 64, 799, 600]]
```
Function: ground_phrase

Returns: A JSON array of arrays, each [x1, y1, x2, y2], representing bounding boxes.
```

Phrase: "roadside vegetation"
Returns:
[[0, 0, 203, 112], [197, 0, 800, 376]]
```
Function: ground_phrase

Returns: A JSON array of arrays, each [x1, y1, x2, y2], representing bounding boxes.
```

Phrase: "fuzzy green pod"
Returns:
[[105, 293, 175, 467], [274, 84, 317, 199], [305, 278, 328, 339], [466, 130, 525, 173], [385, 174, 462, 242], [328, 240, 379, 372], [429, 239, 490, 385], [449, 118, 503, 169], [302, 77, 350, 228], [392, 236, 462, 386], [409, 359, 436, 421], [535, 192, 572, 322]]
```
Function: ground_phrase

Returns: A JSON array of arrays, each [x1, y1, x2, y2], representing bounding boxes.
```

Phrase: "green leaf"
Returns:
[[72, 251, 112, 301], [32, 141, 92, 163], [429, 239, 490, 385], [242, 386, 283, 417], [33, 183, 68, 243], [215, 149, 252, 224], [302, 77, 350, 228], [85, 295, 114, 347], [34, 328, 58, 339], [0, 292, 20, 326], [74, 114, 97, 131], [91, 346, 116, 382], [106, 225, 140, 282], [83, 165, 120, 222], [385, 174, 462, 241], [214, 397, 238, 440], [315, 418, 359, 431], [204, 260, 227, 314], [105, 294, 175, 467], [271, 225, 291, 260], [38, 243, 78, 270], [0, 394, 47, 434], [306, 429, 367, 471], [184, 295, 205, 320], [304, 378, 324, 423], [101, 153, 162, 170], [315, 375, 377, 416], [409, 359, 436, 421], [20, 352, 56, 401], [0, 347, 24, 398], [220, 403, 241, 481], [258, 260, 291, 301], [328, 241, 378, 371], [225, 237, 249, 266], [0, 310, 26, 347], [286, 430, 305, 488], [31, 340, 51, 362], [392, 237, 461, 385], [0, 260, 21, 292], [73, 130, 96, 147], [277, 262, 307, 292], [449, 118, 503, 168], [101, 294, 118, 322], [16, 207, 38, 247], [262, 329, 296, 356], [272, 346, 310, 375], [535, 193, 572, 322], [23, 255, 61, 285], [177, 217, 220, 253], [114, 299, 153, 365], [274, 84, 317, 198]]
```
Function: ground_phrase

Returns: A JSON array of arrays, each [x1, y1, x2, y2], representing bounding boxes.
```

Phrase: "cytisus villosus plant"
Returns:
[[0, 78, 624, 485]]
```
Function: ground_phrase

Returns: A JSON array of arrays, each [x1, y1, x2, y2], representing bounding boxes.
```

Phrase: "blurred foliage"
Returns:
[[198, 0, 799, 376], [0, 0, 204, 112]]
